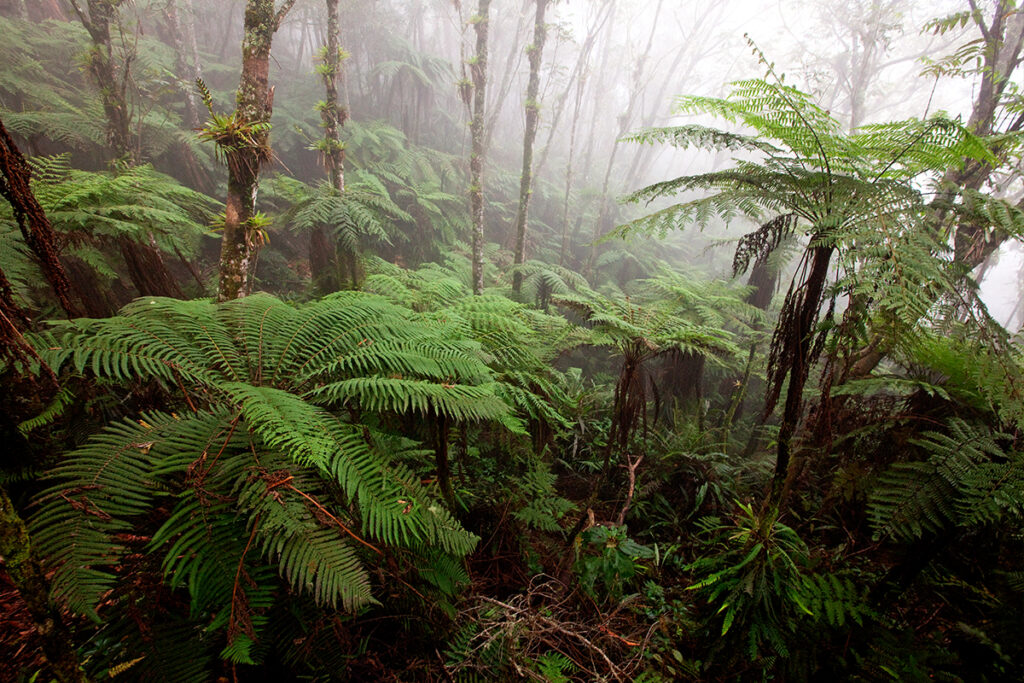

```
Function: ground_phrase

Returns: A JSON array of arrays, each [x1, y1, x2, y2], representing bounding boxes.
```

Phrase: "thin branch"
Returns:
[[968, 0, 992, 43], [275, 0, 299, 28]]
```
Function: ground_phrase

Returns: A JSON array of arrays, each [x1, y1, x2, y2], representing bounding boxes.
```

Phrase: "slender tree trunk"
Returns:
[[216, 0, 298, 301], [579, 2, 616, 186], [468, 0, 491, 295], [511, 0, 548, 294], [67, 0, 183, 300], [68, 0, 134, 160], [164, 0, 201, 131], [310, 0, 347, 294], [3, 0, 27, 20], [435, 414, 454, 510], [533, 1, 610, 185], [182, 0, 203, 92], [559, 72, 586, 267], [482, 0, 530, 153], [163, 0, 212, 194], [588, 0, 663, 271]]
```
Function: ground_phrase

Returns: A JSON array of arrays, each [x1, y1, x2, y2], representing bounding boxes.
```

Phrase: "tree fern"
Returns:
[[29, 292, 530, 670], [868, 418, 1024, 541]]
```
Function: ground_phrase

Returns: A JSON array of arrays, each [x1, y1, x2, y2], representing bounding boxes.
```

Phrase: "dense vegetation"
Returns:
[[2, 1, 1024, 681]]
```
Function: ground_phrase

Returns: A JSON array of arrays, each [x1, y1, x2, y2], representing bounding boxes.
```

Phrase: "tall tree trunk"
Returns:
[[164, 0, 201, 131], [579, 1, 617, 186], [2, 0, 27, 20], [559, 71, 586, 267], [67, 0, 133, 160], [482, 0, 530, 154], [533, 1, 611, 185], [163, 0, 212, 194], [588, 0, 663, 271], [310, 0, 347, 294], [511, 0, 548, 294], [216, 0, 298, 302], [67, 0, 183, 300], [467, 0, 491, 296]]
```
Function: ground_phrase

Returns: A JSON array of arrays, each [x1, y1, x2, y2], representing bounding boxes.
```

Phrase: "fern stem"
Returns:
[[283, 483, 383, 556]]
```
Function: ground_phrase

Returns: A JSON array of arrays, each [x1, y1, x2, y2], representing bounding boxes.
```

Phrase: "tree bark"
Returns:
[[0, 118, 79, 317], [164, 0, 201, 131], [67, 0, 134, 160], [467, 0, 491, 296], [511, 0, 548, 294], [216, 0, 298, 302], [843, 1, 1024, 380], [66, 0, 185, 300], [310, 0, 346, 294]]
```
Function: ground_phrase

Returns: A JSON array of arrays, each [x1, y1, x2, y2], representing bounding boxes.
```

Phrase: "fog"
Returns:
[[9, 0, 1020, 320]]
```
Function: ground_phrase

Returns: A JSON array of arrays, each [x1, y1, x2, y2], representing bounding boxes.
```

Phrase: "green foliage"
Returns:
[[512, 462, 575, 532], [613, 77, 993, 358], [0, 155, 217, 296], [686, 503, 872, 663], [270, 173, 404, 254], [868, 418, 1024, 541], [574, 525, 654, 601], [28, 292, 521, 666]]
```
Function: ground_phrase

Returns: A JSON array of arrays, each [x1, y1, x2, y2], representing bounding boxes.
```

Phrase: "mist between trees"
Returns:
[[2, 1, 1024, 681]]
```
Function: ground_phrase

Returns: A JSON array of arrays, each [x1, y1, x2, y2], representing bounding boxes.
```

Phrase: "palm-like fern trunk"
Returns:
[[511, 0, 548, 295], [0, 118, 79, 316], [767, 241, 834, 509]]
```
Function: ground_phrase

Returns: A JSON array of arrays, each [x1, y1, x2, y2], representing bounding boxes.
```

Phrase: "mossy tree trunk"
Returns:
[[216, 0, 297, 302], [310, 0, 347, 294], [511, 0, 549, 295], [0, 289, 84, 681], [66, 0, 183, 300], [467, 0, 490, 296], [1, 485, 89, 682], [67, 0, 133, 160], [164, 0, 201, 131], [163, 0, 212, 193]]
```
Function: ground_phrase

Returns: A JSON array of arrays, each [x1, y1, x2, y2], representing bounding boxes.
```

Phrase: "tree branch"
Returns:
[[275, 0, 298, 29], [968, 0, 992, 43]]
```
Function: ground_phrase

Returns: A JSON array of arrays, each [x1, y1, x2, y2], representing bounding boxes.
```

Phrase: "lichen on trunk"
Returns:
[[214, 0, 298, 302]]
